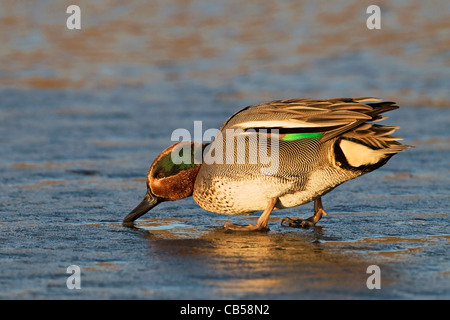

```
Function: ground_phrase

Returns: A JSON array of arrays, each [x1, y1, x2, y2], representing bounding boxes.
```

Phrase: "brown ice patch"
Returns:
[[384, 172, 421, 180], [411, 138, 450, 149], [375, 246, 426, 258], [24, 77, 82, 89], [18, 180, 67, 189], [12, 160, 96, 169], [82, 262, 123, 272], [11, 158, 129, 170], [95, 262, 123, 271], [1, 289, 37, 297], [326, 235, 436, 246], [325, 234, 449, 259]]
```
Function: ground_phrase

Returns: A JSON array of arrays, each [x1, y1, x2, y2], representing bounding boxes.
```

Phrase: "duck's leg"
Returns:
[[281, 197, 328, 228], [224, 198, 277, 231]]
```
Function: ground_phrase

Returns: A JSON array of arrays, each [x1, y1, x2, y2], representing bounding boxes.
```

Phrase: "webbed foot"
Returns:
[[281, 197, 328, 229], [281, 216, 316, 228]]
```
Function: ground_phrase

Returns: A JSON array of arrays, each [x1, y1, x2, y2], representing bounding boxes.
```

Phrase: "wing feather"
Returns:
[[221, 97, 396, 142], [217, 97, 412, 157]]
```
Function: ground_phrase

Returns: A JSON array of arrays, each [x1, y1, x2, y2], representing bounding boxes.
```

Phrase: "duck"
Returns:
[[123, 97, 412, 231]]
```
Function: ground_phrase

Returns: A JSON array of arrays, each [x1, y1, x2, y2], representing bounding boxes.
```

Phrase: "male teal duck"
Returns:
[[123, 97, 412, 231]]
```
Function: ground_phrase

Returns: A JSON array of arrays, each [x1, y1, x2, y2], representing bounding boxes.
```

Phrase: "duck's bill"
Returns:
[[123, 188, 161, 224]]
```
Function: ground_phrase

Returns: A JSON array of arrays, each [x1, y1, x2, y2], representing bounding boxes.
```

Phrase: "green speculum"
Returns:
[[282, 132, 324, 141]]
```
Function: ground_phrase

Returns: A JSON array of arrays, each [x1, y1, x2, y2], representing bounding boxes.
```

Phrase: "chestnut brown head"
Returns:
[[123, 141, 205, 224]]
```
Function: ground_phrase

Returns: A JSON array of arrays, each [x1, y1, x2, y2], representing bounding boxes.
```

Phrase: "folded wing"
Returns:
[[221, 97, 407, 147]]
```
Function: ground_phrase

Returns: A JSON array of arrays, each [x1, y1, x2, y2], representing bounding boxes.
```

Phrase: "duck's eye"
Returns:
[[157, 172, 165, 179]]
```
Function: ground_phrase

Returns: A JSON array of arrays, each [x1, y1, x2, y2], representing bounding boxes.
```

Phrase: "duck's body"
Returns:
[[124, 97, 412, 230], [193, 137, 345, 214]]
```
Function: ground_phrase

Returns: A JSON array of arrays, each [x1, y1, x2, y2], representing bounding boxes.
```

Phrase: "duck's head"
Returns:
[[123, 141, 205, 224]]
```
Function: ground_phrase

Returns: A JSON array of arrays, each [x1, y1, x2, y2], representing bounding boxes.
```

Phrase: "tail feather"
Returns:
[[342, 123, 413, 152], [366, 101, 399, 122], [338, 100, 412, 153]]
